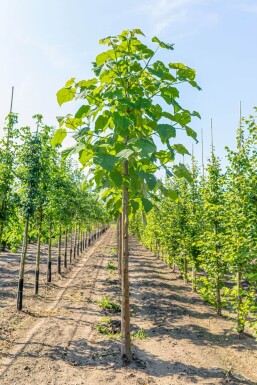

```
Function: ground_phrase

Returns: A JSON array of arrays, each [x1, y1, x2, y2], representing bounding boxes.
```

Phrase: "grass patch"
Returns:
[[96, 317, 121, 339], [131, 328, 147, 340], [97, 296, 121, 313], [107, 262, 117, 271]]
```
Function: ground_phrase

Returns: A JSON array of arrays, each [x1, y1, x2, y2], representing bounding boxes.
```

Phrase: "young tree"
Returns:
[[0, 113, 18, 250], [54, 29, 200, 362]]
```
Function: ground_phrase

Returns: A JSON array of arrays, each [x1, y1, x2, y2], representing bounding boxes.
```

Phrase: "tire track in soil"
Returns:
[[0, 228, 111, 381]]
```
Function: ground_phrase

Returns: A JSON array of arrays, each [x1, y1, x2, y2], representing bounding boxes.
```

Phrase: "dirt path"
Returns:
[[0, 227, 257, 384]]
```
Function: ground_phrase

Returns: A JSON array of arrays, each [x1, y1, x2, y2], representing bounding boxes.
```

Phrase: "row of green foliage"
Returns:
[[131, 110, 257, 334], [0, 113, 109, 252]]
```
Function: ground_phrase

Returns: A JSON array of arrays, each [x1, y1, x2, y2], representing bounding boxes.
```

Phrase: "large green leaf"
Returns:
[[173, 144, 190, 156], [156, 124, 176, 143], [94, 153, 117, 172], [173, 163, 193, 183], [141, 197, 153, 213], [133, 138, 157, 157], [145, 174, 157, 190], [51, 128, 67, 147], [186, 126, 198, 142], [79, 150, 94, 166], [57, 87, 76, 106], [110, 170, 123, 187], [75, 105, 90, 118], [95, 50, 115, 66], [95, 115, 109, 132], [116, 148, 134, 159], [152, 37, 174, 50]]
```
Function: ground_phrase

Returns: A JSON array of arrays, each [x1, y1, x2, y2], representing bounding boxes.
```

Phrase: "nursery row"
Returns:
[[131, 112, 257, 334], [0, 113, 109, 310]]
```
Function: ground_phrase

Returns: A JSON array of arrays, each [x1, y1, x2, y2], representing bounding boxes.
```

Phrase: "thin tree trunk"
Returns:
[[183, 254, 188, 283], [35, 214, 42, 295], [47, 223, 52, 283], [117, 214, 122, 283], [64, 228, 68, 268], [214, 223, 221, 315], [69, 226, 73, 264], [237, 269, 243, 332], [192, 266, 197, 292], [73, 225, 77, 259], [57, 224, 62, 274], [17, 216, 29, 311], [77, 225, 80, 256], [121, 160, 132, 362]]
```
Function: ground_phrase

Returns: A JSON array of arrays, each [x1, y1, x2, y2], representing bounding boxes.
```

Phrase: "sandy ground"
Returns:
[[0, 227, 257, 385]]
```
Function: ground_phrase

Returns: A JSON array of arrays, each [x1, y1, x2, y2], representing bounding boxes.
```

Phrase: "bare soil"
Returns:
[[0, 227, 257, 385]]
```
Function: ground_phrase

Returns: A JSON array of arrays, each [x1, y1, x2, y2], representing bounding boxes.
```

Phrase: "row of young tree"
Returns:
[[0, 112, 109, 310], [131, 110, 257, 334]]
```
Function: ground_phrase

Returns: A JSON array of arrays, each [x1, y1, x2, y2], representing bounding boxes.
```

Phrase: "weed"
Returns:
[[131, 328, 147, 340], [107, 262, 117, 270], [97, 296, 121, 313], [96, 317, 121, 339]]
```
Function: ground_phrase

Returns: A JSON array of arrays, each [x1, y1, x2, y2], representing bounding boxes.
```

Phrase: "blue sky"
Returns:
[[1, 0, 257, 167]]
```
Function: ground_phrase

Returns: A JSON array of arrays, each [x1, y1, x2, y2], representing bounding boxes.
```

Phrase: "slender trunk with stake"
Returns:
[[35, 214, 42, 295], [70, 226, 73, 263], [73, 225, 77, 259], [17, 216, 29, 311], [64, 228, 68, 268], [117, 214, 122, 283], [57, 224, 62, 274], [121, 160, 132, 362], [47, 223, 52, 283]]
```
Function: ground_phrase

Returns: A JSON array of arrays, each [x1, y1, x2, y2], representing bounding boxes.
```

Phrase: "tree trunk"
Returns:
[[17, 216, 29, 311], [47, 223, 52, 283], [69, 226, 73, 264], [77, 225, 80, 257], [237, 269, 243, 332], [117, 214, 122, 283], [121, 160, 132, 363], [183, 254, 188, 283], [35, 215, 42, 295], [57, 224, 62, 274], [64, 228, 68, 268], [73, 226, 77, 259]]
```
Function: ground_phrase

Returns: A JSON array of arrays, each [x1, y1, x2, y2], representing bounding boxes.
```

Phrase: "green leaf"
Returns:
[[132, 28, 145, 36], [141, 197, 153, 213], [65, 117, 82, 130], [95, 115, 109, 132], [173, 163, 192, 183], [94, 153, 117, 172], [116, 148, 134, 159], [155, 150, 172, 165], [110, 171, 123, 187], [51, 128, 67, 147], [77, 78, 98, 88], [79, 150, 93, 166], [192, 110, 201, 119], [173, 144, 190, 156], [75, 105, 90, 118], [152, 37, 174, 50], [113, 114, 131, 137], [173, 110, 191, 126], [186, 126, 198, 142], [57, 87, 76, 106], [95, 50, 115, 66], [131, 199, 140, 212], [156, 124, 176, 143], [65, 77, 76, 87], [145, 174, 157, 190], [133, 138, 157, 157]]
